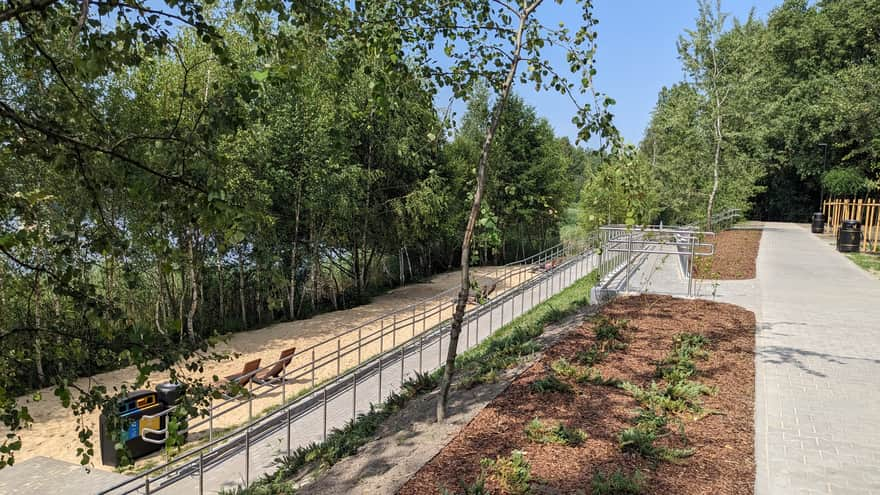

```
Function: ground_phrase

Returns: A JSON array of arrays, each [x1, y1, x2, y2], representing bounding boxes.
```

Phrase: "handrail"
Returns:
[[98, 241, 597, 495], [126, 241, 572, 446]]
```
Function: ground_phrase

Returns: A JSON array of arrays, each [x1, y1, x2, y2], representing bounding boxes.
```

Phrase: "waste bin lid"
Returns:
[[842, 219, 861, 229], [156, 382, 182, 393]]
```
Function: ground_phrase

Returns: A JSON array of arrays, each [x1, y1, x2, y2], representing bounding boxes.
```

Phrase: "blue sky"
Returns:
[[443, 0, 781, 147]]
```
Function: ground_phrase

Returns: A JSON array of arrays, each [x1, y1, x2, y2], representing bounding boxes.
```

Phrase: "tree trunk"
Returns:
[[33, 272, 44, 386], [706, 43, 724, 231], [216, 249, 224, 329], [185, 228, 198, 342], [238, 248, 247, 329], [436, 7, 533, 421], [255, 267, 263, 324], [399, 247, 405, 286], [289, 185, 301, 319]]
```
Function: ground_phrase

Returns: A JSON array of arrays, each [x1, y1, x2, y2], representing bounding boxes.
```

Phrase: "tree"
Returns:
[[412, 0, 617, 422], [678, 0, 730, 229]]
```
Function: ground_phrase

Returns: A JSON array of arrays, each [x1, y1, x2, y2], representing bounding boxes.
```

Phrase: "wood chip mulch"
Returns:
[[398, 295, 755, 495], [695, 229, 762, 279]]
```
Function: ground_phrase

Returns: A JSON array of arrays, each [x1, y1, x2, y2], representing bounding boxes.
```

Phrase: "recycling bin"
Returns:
[[100, 390, 165, 466]]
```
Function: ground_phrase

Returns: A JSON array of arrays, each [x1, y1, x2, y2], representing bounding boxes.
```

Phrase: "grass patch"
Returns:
[[590, 468, 646, 495], [524, 418, 587, 446], [847, 252, 880, 276]]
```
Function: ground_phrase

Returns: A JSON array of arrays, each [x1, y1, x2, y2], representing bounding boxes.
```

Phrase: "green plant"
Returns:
[[576, 367, 621, 387], [524, 418, 587, 446], [530, 374, 572, 394], [482, 450, 532, 495], [577, 345, 608, 366], [619, 425, 659, 458], [593, 316, 627, 344], [590, 469, 646, 495], [550, 358, 579, 378]]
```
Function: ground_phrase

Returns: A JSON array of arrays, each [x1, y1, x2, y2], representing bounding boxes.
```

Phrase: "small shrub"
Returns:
[[482, 450, 532, 495], [530, 374, 572, 394], [577, 345, 608, 366], [576, 367, 621, 387], [403, 371, 439, 396], [550, 358, 579, 378], [524, 418, 587, 446], [619, 426, 659, 458], [593, 317, 628, 347], [590, 469, 646, 495]]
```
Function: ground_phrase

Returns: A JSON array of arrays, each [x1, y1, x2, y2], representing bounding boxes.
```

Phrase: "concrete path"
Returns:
[[625, 222, 880, 494], [753, 223, 880, 495], [0, 456, 129, 494]]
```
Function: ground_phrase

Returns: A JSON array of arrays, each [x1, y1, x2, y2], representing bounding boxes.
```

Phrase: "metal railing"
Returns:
[[134, 242, 576, 446], [599, 225, 715, 296], [98, 239, 600, 495], [708, 208, 742, 231]]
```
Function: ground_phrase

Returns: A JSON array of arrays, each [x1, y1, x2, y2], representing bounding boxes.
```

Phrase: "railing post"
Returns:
[[358, 328, 362, 365], [625, 231, 633, 293], [352, 370, 358, 421], [145, 477, 151, 495], [248, 379, 253, 423], [199, 452, 204, 495], [311, 349, 316, 388], [378, 356, 383, 403], [419, 335, 424, 372], [286, 407, 291, 456], [412, 306, 416, 338], [438, 329, 443, 367], [208, 398, 213, 448], [489, 301, 494, 333], [400, 344, 405, 385], [282, 360, 287, 404], [337, 339, 341, 376], [322, 388, 327, 441], [245, 427, 250, 487]]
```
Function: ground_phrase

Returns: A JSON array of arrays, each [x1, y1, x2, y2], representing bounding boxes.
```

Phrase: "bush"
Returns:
[[591, 469, 646, 495], [530, 374, 572, 394], [481, 450, 532, 495], [524, 418, 587, 446]]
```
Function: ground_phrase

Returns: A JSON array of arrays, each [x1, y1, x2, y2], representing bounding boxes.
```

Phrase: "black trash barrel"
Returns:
[[811, 212, 826, 234], [155, 382, 189, 444], [99, 390, 165, 466], [837, 219, 862, 253], [156, 381, 184, 406]]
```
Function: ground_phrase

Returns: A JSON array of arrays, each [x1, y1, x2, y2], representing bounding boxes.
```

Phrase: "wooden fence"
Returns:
[[822, 198, 880, 252]]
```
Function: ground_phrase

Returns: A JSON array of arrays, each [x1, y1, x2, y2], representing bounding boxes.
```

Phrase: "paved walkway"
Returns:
[[625, 222, 880, 494], [753, 223, 880, 495]]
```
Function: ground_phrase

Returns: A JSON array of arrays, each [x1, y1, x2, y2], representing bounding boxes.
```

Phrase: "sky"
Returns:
[[442, 0, 781, 147]]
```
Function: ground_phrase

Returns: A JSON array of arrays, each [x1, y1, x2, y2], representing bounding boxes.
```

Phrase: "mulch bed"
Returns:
[[695, 229, 762, 279], [398, 295, 755, 495]]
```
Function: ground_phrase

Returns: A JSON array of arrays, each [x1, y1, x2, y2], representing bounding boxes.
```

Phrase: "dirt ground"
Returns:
[[295, 306, 597, 495], [11, 265, 535, 469], [400, 295, 756, 495], [695, 229, 762, 279]]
